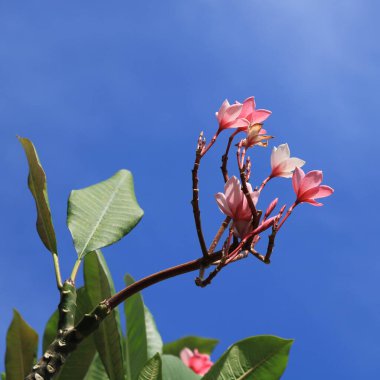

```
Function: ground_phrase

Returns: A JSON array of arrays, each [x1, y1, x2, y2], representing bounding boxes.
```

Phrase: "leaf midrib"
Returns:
[[236, 342, 290, 380], [79, 174, 127, 258]]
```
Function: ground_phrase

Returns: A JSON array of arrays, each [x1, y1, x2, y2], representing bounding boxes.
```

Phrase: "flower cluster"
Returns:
[[192, 96, 333, 287]]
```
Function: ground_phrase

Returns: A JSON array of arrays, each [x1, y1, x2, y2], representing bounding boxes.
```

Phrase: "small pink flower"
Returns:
[[237, 96, 272, 129], [180, 348, 213, 375], [270, 143, 305, 178], [215, 99, 243, 132], [292, 167, 334, 206], [215, 176, 259, 237]]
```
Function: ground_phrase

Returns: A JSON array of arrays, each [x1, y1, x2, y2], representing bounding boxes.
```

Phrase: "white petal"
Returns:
[[215, 193, 233, 217], [277, 157, 306, 173], [272, 143, 290, 169], [180, 348, 193, 366]]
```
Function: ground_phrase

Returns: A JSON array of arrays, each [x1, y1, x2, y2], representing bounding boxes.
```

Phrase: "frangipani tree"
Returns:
[[3, 96, 332, 380]]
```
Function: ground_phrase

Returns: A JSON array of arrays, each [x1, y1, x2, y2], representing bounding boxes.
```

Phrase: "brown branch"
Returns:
[[221, 130, 239, 182], [208, 216, 231, 255], [249, 226, 277, 264], [108, 249, 225, 309], [264, 228, 277, 264], [195, 229, 233, 288], [191, 139, 208, 258], [239, 167, 258, 226]]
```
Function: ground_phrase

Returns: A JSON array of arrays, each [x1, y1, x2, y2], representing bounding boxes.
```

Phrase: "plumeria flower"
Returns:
[[215, 176, 259, 237], [215, 99, 243, 132], [292, 167, 334, 206], [237, 96, 272, 129], [270, 143, 305, 178], [241, 123, 273, 148], [180, 348, 213, 375]]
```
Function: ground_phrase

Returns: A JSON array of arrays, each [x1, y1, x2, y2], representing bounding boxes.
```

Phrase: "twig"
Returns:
[[196, 229, 233, 288], [264, 227, 277, 263], [208, 216, 231, 255], [221, 130, 240, 182], [191, 133, 208, 258]]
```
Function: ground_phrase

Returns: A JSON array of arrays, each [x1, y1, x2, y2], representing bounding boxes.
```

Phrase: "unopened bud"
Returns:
[[264, 198, 279, 219]]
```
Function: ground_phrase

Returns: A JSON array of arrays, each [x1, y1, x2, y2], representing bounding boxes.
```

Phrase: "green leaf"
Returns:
[[84, 354, 110, 380], [163, 336, 218, 357], [18, 136, 57, 254], [161, 355, 201, 380], [5, 309, 38, 380], [125, 274, 163, 380], [67, 169, 143, 259], [42, 288, 97, 380], [84, 250, 125, 380], [203, 335, 294, 380], [138, 354, 162, 380], [2, 372, 6, 380]]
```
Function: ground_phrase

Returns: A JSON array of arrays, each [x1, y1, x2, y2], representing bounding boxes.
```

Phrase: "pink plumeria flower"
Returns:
[[180, 348, 213, 375], [270, 143, 305, 178], [292, 167, 334, 206], [241, 123, 273, 148], [215, 176, 259, 237], [215, 99, 243, 132], [237, 96, 272, 129]]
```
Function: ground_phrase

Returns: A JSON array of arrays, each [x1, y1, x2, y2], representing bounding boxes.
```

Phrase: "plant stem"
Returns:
[[108, 249, 224, 309], [70, 258, 82, 283], [25, 249, 225, 379], [53, 253, 63, 290], [192, 149, 208, 258]]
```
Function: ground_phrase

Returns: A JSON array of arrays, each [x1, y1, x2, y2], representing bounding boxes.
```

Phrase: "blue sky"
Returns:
[[1, 1, 379, 378]]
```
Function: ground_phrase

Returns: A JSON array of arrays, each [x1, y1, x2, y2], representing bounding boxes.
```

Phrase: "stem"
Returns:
[[192, 150, 208, 258], [258, 175, 272, 192], [70, 258, 82, 283], [221, 130, 239, 182], [53, 253, 63, 290], [239, 167, 258, 225], [108, 249, 224, 309], [208, 216, 231, 255], [26, 249, 226, 380], [277, 202, 297, 230], [201, 134, 217, 156]]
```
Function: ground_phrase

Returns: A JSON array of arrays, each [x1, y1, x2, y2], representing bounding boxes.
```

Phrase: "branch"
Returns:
[[221, 130, 239, 182], [208, 216, 231, 255], [196, 228, 233, 288], [191, 135, 208, 258], [26, 249, 226, 379]]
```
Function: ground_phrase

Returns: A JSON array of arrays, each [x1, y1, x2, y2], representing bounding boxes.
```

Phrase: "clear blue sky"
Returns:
[[1, 1, 379, 378]]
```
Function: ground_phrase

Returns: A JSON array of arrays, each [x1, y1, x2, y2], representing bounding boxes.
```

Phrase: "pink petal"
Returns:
[[292, 167, 305, 194], [250, 190, 260, 206], [233, 220, 252, 238], [216, 99, 230, 123], [302, 199, 323, 207], [220, 103, 243, 129], [271, 143, 290, 170], [273, 157, 305, 178], [224, 176, 240, 201], [215, 193, 233, 217], [248, 109, 272, 124], [239, 97, 256, 119], [298, 186, 321, 202], [314, 185, 334, 199], [299, 170, 323, 195], [180, 348, 193, 366]]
